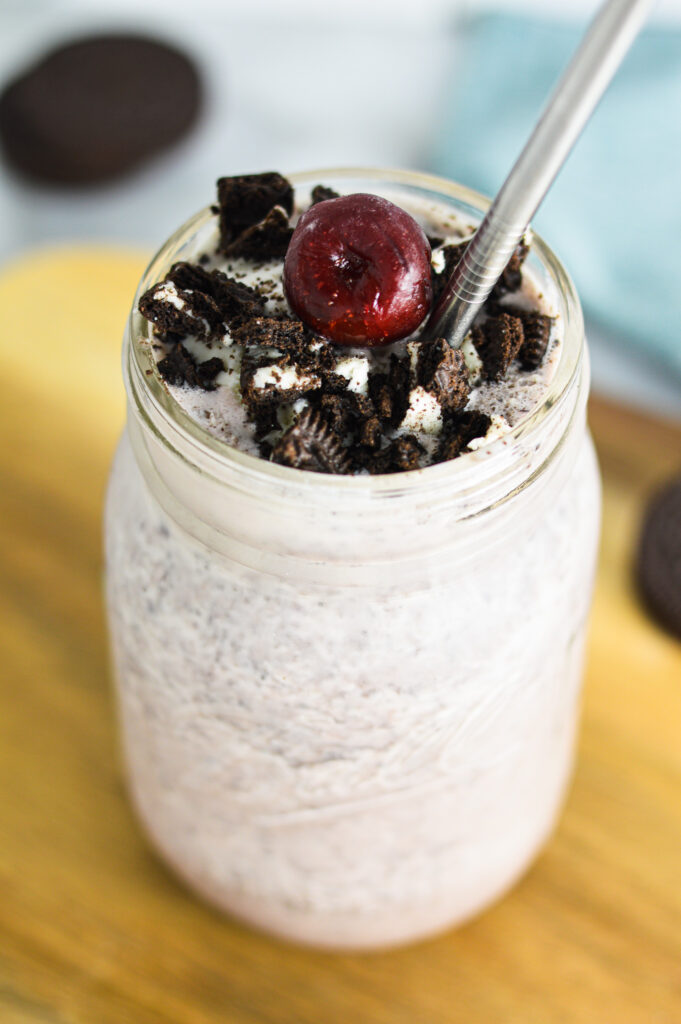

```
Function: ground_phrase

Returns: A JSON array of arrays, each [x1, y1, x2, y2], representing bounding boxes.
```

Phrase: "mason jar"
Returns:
[[104, 169, 601, 950]]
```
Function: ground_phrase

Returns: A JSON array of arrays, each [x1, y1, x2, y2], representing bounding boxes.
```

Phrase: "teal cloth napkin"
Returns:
[[431, 12, 681, 380]]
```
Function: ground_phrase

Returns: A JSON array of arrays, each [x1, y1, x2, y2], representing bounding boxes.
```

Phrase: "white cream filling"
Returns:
[[461, 334, 483, 384], [153, 281, 211, 334], [406, 340, 420, 377], [153, 281, 186, 310], [252, 364, 319, 391], [430, 248, 446, 274], [467, 414, 511, 450], [277, 398, 310, 431], [398, 386, 443, 436], [335, 356, 369, 395]]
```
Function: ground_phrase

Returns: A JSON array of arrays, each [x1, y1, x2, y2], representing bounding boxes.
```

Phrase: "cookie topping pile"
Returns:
[[138, 172, 557, 475], [216, 172, 294, 250], [139, 261, 265, 340]]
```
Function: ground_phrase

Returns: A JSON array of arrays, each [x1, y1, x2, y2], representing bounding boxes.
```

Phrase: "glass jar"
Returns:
[[104, 169, 601, 950]]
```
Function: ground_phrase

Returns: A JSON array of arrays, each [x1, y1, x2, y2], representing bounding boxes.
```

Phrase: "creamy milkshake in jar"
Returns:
[[105, 169, 601, 949]]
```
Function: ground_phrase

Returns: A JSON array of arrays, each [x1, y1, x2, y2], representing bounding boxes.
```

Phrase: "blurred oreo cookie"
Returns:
[[636, 474, 681, 640], [0, 33, 202, 186]]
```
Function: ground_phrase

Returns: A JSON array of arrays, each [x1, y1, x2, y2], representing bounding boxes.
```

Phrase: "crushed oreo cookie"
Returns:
[[311, 184, 340, 204], [157, 343, 223, 390], [417, 337, 470, 413], [437, 410, 492, 462], [234, 317, 339, 380], [212, 274, 267, 328], [313, 393, 353, 435], [311, 391, 373, 438], [240, 350, 322, 407], [165, 261, 214, 293], [271, 408, 351, 474], [368, 354, 411, 427], [139, 261, 265, 340], [222, 206, 293, 261], [501, 308, 553, 370], [217, 172, 294, 249], [250, 402, 281, 441], [367, 436, 424, 475], [431, 241, 468, 303], [232, 315, 307, 350], [139, 277, 222, 340], [636, 474, 681, 639], [472, 313, 525, 381], [357, 413, 382, 451], [168, 261, 266, 328], [490, 238, 530, 299]]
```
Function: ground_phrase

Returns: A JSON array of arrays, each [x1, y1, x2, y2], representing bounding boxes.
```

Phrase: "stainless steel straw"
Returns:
[[427, 0, 654, 347]]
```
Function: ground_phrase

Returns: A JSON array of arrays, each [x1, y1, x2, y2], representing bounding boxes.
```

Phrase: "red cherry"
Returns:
[[283, 193, 432, 347]]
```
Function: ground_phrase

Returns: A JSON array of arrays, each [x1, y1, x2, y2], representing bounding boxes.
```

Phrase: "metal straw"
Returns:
[[427, 0, 654, 347]]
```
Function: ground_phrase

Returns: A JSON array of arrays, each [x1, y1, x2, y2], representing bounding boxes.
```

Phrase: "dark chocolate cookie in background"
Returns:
[[0, 34, 202, 186], [636, 474, 681, 640]]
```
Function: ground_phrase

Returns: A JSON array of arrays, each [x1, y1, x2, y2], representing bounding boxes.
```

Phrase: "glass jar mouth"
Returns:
[[126, 167, 584, 503]]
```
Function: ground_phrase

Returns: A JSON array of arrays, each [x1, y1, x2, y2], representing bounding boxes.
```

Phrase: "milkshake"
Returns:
[[105, 169, 601, 949]]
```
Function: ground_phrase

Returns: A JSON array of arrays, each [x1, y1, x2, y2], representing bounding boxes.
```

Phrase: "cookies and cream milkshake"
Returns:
[[105, 169, 601, 949]]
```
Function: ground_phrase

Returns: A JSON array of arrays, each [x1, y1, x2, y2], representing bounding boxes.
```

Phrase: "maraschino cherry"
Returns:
[[283, 193, 432, 346]]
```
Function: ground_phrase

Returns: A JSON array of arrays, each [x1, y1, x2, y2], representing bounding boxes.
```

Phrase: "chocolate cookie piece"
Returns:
[[271, 408, 350, 474], [140, 262, 265, 339], [217, 173, 294, 247], [499, 302, 554, 371], [139, 277, 224, 340], [437, 410, 492, 462], [232, 316, 307, 353], [240, 352, 322, 407], [417, 338, 470, 413], [312, 391, 374, 439], [0, 34, 202, 186], [211, 273, 267, 327], [234, 316, 338, 379], [357, 414, 382, 450], [508, 310, 553, 370], [472, 313, 525, 381], [490, 238, 530, 299], [165, 262, 215, 293], [366, 436, 424, 475], [314, 393, 352, 435], [636, 474, 681, 639], [311, 184, 340, 204], [368, 354, 411, 427], [250, 402, 281, 441], [222, 207, 293, 261], [431, 242, 469, 303], [157, 343, 223, 390]]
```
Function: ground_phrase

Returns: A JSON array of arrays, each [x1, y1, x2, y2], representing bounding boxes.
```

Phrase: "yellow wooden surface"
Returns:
[[1, 247, 680, 1024]]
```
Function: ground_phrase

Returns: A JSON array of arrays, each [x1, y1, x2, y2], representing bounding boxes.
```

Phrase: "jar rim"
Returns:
[[125, 167, 584, 505]]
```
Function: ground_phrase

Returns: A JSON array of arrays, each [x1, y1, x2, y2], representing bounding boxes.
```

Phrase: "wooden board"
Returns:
[[1, 247, 680, 1024]]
